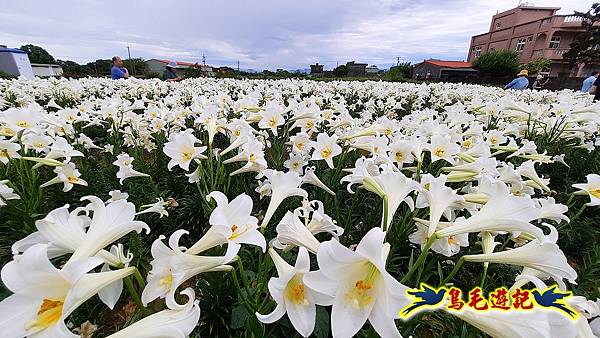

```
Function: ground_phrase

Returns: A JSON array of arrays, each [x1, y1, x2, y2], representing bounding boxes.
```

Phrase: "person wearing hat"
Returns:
[[532, 74, 549, 90], [504, 70, 529, 90], [164, 61, 183, 82]]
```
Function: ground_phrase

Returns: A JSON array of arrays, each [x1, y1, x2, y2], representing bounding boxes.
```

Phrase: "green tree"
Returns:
[[472, 49, 520, 76], [564, 3, 600, 65], [86, 59, 113, 76], [123, 58, 147, 76], [383, 62, 413, 81], [381, 66, 406, 82], [19, 44, 56, 64], [56, 60, 93, 77], [525, 58, 551, 75], [332, 64, 347, 77]]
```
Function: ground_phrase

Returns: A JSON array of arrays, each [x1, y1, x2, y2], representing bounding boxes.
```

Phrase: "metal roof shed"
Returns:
[[0, 48, 34, 79]]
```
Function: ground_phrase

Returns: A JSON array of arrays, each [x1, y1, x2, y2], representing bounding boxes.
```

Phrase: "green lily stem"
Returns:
[[480, 263, 489, 288], [382, 195, 389, 231], [133, 267, 147, 290], [570, 204, 587, 223], [401, 235, 437, 284], [237, 258, 251, 289], [231, 269, 255, 314], [440, 257, 465, 286], [124, 276, 149, 315]]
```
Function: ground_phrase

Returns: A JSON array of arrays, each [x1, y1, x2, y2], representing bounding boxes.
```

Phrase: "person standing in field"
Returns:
[[582, 71, 599, 93], [164, 62, 183, 82], [111, 56, 129, 80], [532, 74, 549, 90], [504, 69, 529, 90]]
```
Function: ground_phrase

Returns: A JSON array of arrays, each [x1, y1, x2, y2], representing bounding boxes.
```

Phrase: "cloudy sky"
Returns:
[[0, 0, 590, 70]]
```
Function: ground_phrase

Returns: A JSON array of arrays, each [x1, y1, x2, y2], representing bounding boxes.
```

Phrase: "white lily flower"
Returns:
[[258, 103, 285, 136], [107, 190, 129, 203], [463, 225, 577, 284], [0, 244, 134, 337], [137, 198, 170, 218], [435, 182, 546, 242], [284, 152, 308, 174], [409, 221, 468, 257], [517, 160, 550, 193], [305, 200, 343, 238], [163, 130, 207, 171], [572, 174, 600, 206], [534, 197, 569, 223], [311, 133, 342, 169], [417, 174, 463, 237], [0, 180, 20, 206], [68, 196, 150, 262], [113, 153, 150, 184], [428, 134, 460, 165], [372, 164, 419, 229], [260, 170, 308, 229], [45, 137, 84, 162], [97, 244, 133, 310], [40, 162, 88, 192], [273, 210, 322, 254], [0, 140, 21, 164], [450, 308, 585, 338], [302, 166, 335, 195], [202, 191, 266, 252], [141, 230, 238, 306], [304, 228, 409, 338], [107, 288, 200, 338], [256, 247, 331, 337]]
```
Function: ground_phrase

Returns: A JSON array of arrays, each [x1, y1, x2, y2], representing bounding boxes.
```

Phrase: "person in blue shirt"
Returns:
[[582, 72, 599, 93], [111, 56, 129, 80], [504, 69, 529, 90]]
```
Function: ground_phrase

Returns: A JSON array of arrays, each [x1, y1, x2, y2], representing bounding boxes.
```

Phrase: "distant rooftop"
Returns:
[[422, 60, 473, 68]]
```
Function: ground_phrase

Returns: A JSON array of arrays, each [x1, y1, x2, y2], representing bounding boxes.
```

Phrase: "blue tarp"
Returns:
[[0, 48, 26, 54]]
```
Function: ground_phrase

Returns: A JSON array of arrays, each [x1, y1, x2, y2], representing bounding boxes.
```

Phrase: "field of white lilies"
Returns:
[[0, 77, 600, 338]]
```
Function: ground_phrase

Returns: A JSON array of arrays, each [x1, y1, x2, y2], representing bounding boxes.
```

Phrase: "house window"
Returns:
[[496, 22, 501, 29], [549, 36, 561, 49], [473, 47, 482, 57], [515, 38, 527, 52], [540, 67, 551, 77]]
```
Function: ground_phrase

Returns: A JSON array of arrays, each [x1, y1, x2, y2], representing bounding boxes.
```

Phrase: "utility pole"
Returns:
[[126, 44, 135, 75], [237, 60, 240, 72], [202, 53, 206, 65], [397, 56, 400, 66]]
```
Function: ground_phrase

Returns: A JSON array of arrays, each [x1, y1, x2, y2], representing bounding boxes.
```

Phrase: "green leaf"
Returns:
[[230, 304, 247, 330], [313, 306, 330, 338]]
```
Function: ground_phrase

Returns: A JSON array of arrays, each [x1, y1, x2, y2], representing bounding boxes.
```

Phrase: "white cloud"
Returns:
[[0, 0, 589, 69]]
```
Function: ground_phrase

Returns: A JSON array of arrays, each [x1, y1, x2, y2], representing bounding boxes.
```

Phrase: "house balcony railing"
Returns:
[[531, 48, 571, 60], [557, 15, 585, 27]]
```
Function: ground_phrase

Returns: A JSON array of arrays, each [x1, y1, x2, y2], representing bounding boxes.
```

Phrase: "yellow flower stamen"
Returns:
[[321, 147, 332, 158], [159, 272, 173, 290], [434, 148, 445, 157], [25, 298, 64, 332], [268, 117, 277, 127], [285, 275, 308, 306], [590, 188, 600, 199], [345, 263, 378, 309]]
